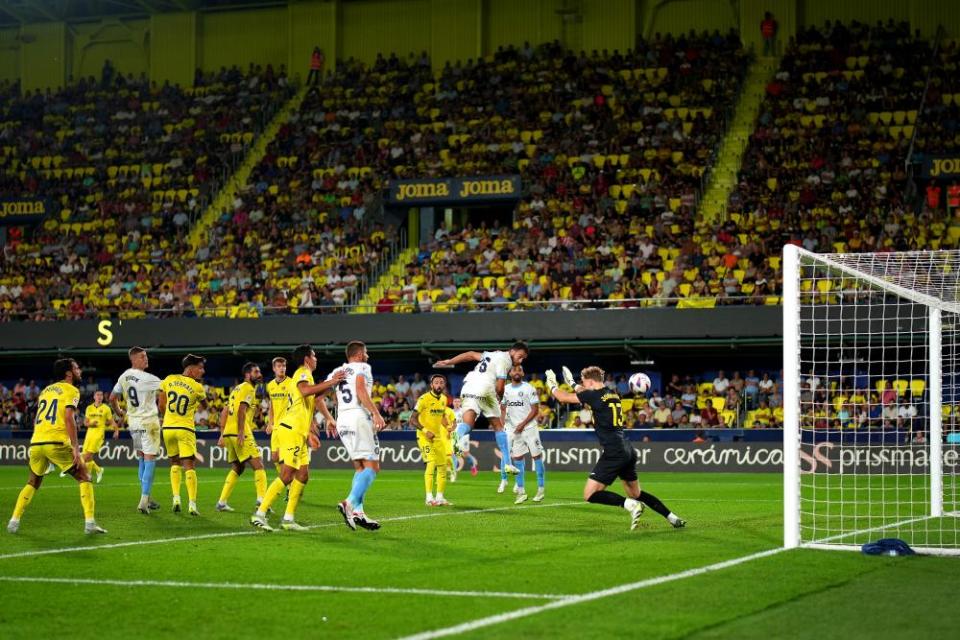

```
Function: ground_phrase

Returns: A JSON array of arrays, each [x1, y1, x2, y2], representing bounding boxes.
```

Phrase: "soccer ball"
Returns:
[[629, 372, 651, 395]]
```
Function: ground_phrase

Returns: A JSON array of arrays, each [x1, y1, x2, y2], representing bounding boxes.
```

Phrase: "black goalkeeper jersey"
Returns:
[[576, 388, 631, 455]]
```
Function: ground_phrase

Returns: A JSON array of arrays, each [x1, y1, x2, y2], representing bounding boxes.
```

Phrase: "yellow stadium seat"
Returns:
[[892, 379, 909, 396], [910, 379, 926, 397]]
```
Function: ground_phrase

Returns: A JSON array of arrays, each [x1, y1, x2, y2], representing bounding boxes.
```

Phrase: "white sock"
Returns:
[[283, 515, 294, 522], [255, 509, 266, 518], [668, 513, 680, 524], [426, 493, 434, 502], [623, 498, 640, 511], [85, 518, 95, 525], [436, 493, 444, 500]]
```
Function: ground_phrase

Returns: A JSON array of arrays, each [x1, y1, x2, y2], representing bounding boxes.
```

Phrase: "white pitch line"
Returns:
[[0, 575, 567, 600], [397, 547, 787, 640], [0, 501, 580, 562]]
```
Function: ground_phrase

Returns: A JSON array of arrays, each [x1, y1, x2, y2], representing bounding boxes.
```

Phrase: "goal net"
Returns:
[[783, 245, 960, 556]]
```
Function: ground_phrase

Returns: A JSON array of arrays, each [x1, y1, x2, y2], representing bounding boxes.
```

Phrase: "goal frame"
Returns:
[[782, 244, 958, 555]]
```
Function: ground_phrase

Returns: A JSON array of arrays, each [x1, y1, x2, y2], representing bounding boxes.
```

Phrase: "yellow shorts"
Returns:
[[163, 428, 197, 459], [277, 427, 310, 469], [270, 428, 281, 453], [82, 428, 105, 455], [419, 440, 450, 465], [29, 443, 75, 476], [224, 434, 261, 464]]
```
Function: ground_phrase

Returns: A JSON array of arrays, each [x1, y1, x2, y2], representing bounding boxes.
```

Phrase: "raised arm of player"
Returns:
[[434, 351, 482, 368], [298, 369, 346, 398], [357, 374, 386, 431], [546, 369, 580, 404]]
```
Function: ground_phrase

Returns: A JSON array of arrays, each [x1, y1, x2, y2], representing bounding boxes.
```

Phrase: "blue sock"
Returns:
[[515, 459, 526, 489], [347, 467, 376, 506], [466, 453, 477, 469], [534, 458, 545, 488], [138, 457, 145, 483], [495, 431, 509, 479], [141, 459, 156, 497]]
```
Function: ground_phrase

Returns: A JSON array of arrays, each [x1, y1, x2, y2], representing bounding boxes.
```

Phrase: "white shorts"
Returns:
[[509, 426, 544, 458], [129, 418, 162, 456], [460, 379, 501, 420], [337, 411, 380, 461]]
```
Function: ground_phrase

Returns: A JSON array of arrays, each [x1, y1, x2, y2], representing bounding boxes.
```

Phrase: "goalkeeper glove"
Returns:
[[562, 366, 575, 388], [545, 369, 558, 393]]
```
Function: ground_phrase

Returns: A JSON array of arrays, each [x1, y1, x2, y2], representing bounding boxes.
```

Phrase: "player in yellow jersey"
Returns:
[[159, 354, 207, 516], [265, 356, 297, 476], [215, 363, 268, 512], [411, 374, 455, 506], [7, 359, 106, 535], [250, 344, 344, 531], [80, 390, 118, 484]]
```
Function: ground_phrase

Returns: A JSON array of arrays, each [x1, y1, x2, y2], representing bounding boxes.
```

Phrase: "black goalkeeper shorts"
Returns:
[[589, 447, 638, 485]]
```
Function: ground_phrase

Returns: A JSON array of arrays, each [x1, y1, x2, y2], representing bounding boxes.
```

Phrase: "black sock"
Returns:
[[588, 490, 626, 508], [639, 490, 671, 518]]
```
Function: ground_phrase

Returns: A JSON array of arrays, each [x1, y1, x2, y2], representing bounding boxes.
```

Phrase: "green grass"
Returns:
[[0, 467, 957, 639]]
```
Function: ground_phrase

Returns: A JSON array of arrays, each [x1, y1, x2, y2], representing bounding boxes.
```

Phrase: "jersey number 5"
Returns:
[[478, 356, 491, 373], [338, 381, 353, 404]]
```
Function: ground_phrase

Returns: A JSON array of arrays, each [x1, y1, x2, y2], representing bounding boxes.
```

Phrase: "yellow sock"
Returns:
[[437, 464, 447, 494], [11, 484, 35, 520], [185, 469, 198, 503], [258, 477, 286, 514], [91, 460, 102, 475], [79, 481, 95, 520], [254, 469, 267, 501], [170, 465, 182, 499], [284, 479, 305, 520], [218, 470, 239, 504], [85, 460, 96, 478], [424, 462, 436, 494]]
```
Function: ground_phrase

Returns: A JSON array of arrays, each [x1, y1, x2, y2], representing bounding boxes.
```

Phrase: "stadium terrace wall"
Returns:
[[0, 307, 783, 353]]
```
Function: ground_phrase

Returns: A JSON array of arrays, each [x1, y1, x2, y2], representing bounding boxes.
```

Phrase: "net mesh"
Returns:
[[795, 249, 960, 553]]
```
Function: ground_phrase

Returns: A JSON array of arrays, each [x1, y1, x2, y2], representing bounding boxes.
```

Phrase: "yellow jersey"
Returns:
[[160, 374, 206, 430], [414, 391, 450, 446], [223, 381, 257, 436], [267, 376, 297, 428], [32, 381, 80, 445], [84, 403, 112, 430], [282, 366, 315, 437]]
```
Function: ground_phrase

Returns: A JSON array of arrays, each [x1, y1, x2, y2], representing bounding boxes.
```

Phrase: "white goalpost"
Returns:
[[783, 245, 960, 556]]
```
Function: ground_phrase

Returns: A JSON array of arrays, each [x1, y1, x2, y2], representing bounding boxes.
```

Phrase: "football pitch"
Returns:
[[0, 467, 956, 639]]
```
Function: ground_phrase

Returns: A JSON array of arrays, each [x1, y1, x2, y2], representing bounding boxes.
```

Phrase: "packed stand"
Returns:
[[0, 65, 293, 321], [195, 53, 428, 315], [369, 34, 749, 312]]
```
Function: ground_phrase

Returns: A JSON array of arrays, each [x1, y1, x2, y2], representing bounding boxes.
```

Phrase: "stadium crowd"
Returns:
[[1, 24, 959, 321]]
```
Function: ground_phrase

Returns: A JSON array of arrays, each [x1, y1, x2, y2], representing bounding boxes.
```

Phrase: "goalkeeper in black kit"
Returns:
[[546, 365, 686, 531]]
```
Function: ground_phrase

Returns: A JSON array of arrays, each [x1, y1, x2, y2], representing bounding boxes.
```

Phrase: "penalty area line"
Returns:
[[397, 547, 787, 640], [0, 575, 567, 600]]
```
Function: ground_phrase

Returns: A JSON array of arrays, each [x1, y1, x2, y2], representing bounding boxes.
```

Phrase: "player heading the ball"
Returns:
[[434, 341, 529, 492]]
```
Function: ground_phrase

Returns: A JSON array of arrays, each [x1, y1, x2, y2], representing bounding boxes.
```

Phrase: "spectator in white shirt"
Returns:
[[713, 370, 730, 395]]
